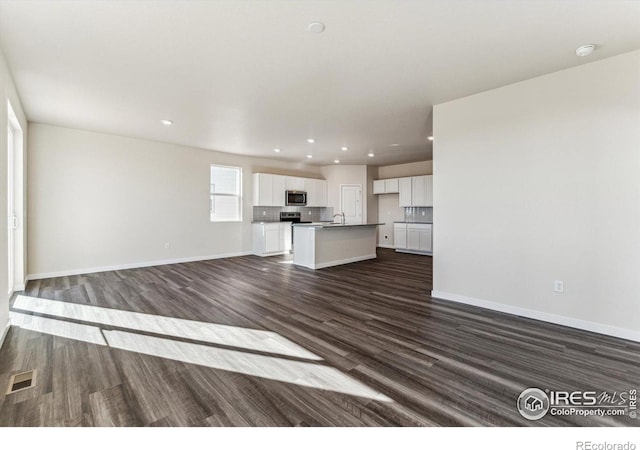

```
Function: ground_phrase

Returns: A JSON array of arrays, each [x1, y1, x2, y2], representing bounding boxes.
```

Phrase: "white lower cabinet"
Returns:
[[253, 223, 292, 256], [394, 223, 432, 254], [394, 223, 407, 249]]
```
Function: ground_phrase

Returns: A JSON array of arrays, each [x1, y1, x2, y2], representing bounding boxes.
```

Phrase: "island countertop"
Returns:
[[292, 222, 384, 229]]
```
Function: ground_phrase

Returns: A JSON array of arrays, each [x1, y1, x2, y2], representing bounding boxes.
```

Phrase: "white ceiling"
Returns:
[[1, 1, 639, 166]]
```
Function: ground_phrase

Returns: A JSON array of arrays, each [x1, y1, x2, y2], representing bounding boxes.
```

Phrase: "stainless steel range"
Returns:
[[279, 211, 301, 224]]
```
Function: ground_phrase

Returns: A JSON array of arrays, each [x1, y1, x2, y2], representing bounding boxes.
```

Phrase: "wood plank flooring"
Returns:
[[0, 249, 638, 426]]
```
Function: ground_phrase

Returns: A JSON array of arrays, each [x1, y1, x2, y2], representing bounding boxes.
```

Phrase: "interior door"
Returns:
[[340, 185, 362, 224], [7, 123, 15, 293]]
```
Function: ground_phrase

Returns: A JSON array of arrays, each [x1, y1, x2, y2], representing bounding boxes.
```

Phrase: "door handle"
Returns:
[[8, 214, 18, 229]]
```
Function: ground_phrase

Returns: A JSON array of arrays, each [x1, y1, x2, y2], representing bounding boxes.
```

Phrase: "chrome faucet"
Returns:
[[333, 212, 345, 225]]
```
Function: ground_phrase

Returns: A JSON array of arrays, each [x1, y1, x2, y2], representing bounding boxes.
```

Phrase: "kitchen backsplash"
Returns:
[[404, 207, 433, 223], [252, 206, 334, 222]]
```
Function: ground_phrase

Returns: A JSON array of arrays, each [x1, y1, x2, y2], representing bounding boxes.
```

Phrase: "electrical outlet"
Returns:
[[308, 211, 312, 215], [262, 211, 266, 216], [553, 280, 564, 293], [421, 211, 426, 216], [164, 242, 170, 249]]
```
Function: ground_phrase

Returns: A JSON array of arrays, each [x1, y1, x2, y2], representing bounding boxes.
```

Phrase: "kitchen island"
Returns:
[[292, 223, 383, 269]]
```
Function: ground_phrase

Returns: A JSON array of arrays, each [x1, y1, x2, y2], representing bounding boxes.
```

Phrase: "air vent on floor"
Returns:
[[6, 370, 37, 395]]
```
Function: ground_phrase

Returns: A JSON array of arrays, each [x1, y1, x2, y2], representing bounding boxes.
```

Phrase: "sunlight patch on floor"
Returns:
[[12, 295, 319, 360], [10, 311, 107, 346], [103, 329, 392, 402], [10, 295, 394, 402]]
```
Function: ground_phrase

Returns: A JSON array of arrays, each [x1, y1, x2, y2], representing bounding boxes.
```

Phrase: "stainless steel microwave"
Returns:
[[285, 190, 307, 206]]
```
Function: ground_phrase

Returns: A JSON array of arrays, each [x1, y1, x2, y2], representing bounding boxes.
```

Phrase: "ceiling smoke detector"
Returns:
[[575, 44, 595, 57], [160, 119, 173, 126], [307, 22, 326, 34]]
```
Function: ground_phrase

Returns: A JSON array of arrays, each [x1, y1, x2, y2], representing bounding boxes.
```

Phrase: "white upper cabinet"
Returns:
[[305, 178, 316, 206], [397, 175, 433, 207], [253, 173, 274, 206], [285, 176, 305, 191], [373, 178, 400, 194], [399, 177, 413, 206], [306, 178, 328, 207], [253, 173, 326, 207], [412, 176, 426, 206], [272, 175, 286, 206], [385, 178, 399, 193]]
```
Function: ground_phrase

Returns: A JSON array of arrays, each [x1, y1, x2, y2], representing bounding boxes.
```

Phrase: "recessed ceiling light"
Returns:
[[575, 44, 595, 57], [160, 119, 173, 126], [341, 146, 348, 151], [306, 154, 313, 159], [334, 159, 340, 164], [307, 22, 326, 34], [368, 152, 375, 157], [273, 148, 281, 153], [307, 138, 315, 143], [390, 143, 399, 147], [427, 136, 434, 141]]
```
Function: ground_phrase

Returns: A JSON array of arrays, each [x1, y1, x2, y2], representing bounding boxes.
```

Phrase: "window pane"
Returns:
[[210, 195, 240, 222], [210, 166, 239, 195], [210, 165, 242, 222]]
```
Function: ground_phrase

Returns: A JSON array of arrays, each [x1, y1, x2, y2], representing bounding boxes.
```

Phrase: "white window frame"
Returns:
[[210, 164, 243, 222]]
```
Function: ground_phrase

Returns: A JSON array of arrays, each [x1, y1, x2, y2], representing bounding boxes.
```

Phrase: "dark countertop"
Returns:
[[251, 221, 323, 224], [394, 221, 433, 224], [292, 222, 385, 229]]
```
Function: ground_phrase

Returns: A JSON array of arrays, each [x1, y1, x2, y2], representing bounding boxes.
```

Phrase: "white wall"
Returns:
[[320, 165, 368, 222], [433, 51, 640, 341], [28, 124, 322, 278], [0, 46, 28, 345], [376, 161, 432, 247]]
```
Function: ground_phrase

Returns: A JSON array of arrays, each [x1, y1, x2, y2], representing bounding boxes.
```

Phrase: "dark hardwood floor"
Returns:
[[0, 248, 638, 426]]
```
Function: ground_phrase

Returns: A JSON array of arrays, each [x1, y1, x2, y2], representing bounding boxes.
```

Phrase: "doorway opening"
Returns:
[[7, 100, 24, 294]]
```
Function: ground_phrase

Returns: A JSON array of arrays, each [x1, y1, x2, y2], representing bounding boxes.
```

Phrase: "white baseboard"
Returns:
[[253, 251, 291, 257], [0, 320, 10, 350], [431, 290, 640, 343], [396, 249, 432, 256], [377, 244, 395, 249], [313, 254, 377, 270], [26, 251, 253, 281]]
